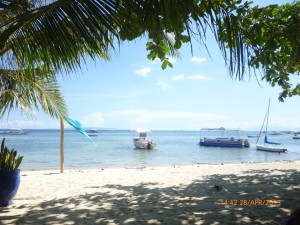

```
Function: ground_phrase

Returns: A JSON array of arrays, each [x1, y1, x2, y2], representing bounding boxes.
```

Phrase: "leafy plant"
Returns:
[[0, 138, 23, 171]]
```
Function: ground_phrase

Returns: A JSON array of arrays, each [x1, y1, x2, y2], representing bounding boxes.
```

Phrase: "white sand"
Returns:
[[1, 161, 300, 225]]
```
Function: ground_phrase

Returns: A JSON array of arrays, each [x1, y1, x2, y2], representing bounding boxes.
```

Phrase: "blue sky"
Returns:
[[1, 0, 299, 131]]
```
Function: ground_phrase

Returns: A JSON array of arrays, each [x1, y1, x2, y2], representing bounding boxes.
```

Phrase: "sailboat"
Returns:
[[256, 98, 287, 153]]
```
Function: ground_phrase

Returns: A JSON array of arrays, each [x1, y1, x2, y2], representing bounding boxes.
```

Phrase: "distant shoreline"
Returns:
[[1, 128, 298, 132]]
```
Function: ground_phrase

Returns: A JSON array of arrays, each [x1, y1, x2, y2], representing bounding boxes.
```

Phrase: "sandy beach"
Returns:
[[1, 161, 299, 225]]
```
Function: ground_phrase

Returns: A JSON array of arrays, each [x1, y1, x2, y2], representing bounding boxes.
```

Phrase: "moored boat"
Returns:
[[199, 128, 250, 148], [0, 129, 28, 135], [87, 133, 98, 137], [269, 131, 284, 135], [86, 129, 100, 136], [247, 135, 259, 138], [256, 98, 287, 153], [199, 137, 250, 148], [256, 144, 287, 152], [133, 129, 156, 149], [293, 134, 300, 140], [89, 129, 99, 133]]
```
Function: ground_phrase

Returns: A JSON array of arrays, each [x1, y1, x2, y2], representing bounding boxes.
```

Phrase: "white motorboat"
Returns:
[[133, 129, 156, 149]]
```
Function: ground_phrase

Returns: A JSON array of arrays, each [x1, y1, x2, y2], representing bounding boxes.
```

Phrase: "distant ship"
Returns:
[[201, 127, 225, 131], [0, 129, 28, 135], [89, 129, 99, 133], [86, 129, 100, 136]]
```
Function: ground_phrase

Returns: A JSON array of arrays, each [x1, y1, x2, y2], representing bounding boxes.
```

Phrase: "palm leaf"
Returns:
[[0, 0, 119, 73], [0, 0, 251, 80], [0, 67, 68, 119]]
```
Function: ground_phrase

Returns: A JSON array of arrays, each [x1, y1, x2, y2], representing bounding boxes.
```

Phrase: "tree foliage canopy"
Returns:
[[0, 0, 299, 104], [222, 2, 299, 101]]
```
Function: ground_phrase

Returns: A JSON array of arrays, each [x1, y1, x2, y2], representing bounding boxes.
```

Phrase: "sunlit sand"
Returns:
[[1, 161, 299, 224]]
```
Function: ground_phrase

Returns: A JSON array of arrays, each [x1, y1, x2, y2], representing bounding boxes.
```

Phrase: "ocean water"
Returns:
[[2, 130, 300, 170]]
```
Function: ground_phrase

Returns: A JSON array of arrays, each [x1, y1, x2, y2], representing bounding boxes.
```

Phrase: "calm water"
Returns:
[[2, 130, 300, 170]]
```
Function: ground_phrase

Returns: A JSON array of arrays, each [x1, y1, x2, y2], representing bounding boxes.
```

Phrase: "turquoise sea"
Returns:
[[2, 130, 300, 170]]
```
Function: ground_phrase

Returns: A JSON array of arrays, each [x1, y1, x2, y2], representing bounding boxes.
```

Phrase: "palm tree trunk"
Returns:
[[60, 118, 64, 173]]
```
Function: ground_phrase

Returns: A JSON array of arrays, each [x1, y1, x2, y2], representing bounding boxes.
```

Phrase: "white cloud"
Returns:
[[103, 109, 149, 129], [135, 67, 151, 77], [6, 109, 298, 130], [105, 109, 143, 118], [187, 75, 211, 81], [268, 115, 300, 131], [172, 74, 211, 81], [157, 79, 171, 90], [83, 112, 105, 127], [172, 74, 185, 81], [99, 110, 228, 130], [191, 56, 207, 64], [80, 109, 300, 131]]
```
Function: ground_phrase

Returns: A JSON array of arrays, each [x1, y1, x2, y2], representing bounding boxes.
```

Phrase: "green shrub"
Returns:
[[0, 138, 23, 171]]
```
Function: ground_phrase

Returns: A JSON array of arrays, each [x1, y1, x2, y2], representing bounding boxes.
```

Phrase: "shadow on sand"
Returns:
[[0, 169, 299, 225]]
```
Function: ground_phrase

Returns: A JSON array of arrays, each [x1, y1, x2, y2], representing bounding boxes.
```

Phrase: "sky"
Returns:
[[1, 0, 299, 131]]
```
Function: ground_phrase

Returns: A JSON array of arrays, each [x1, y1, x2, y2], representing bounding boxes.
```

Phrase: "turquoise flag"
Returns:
[[65, 117, 97, 146]]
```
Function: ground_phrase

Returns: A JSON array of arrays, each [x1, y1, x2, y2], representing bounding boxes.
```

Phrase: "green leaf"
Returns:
[[174, 40, 182, 49], [161, 61, 167, 70], [0, 138, 23, 171], [147, 51, 157, 60]]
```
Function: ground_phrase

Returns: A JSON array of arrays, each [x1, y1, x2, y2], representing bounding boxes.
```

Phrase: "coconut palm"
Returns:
[[0, 1, 70, 119], [0, 67, 68, 120], [0, 0, 103, 120]]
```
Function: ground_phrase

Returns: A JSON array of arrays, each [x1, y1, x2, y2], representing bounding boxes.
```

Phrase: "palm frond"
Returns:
[[1, 0, 119, 73], [0, 0, 261, 80], [0, 68, 68, 119]]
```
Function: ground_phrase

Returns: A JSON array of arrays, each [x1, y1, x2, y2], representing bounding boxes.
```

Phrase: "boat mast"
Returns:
[[265, 98, 271, 135], [256, 98, 271, 144]]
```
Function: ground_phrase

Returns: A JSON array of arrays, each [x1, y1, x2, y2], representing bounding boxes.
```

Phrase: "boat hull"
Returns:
[[133, 138, 156, 149], [256, 144, 287, 153], [199, 138, 249, 148]]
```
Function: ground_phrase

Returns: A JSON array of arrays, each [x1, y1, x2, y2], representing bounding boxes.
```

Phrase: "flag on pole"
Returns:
[[65, 117, 97, 146]]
